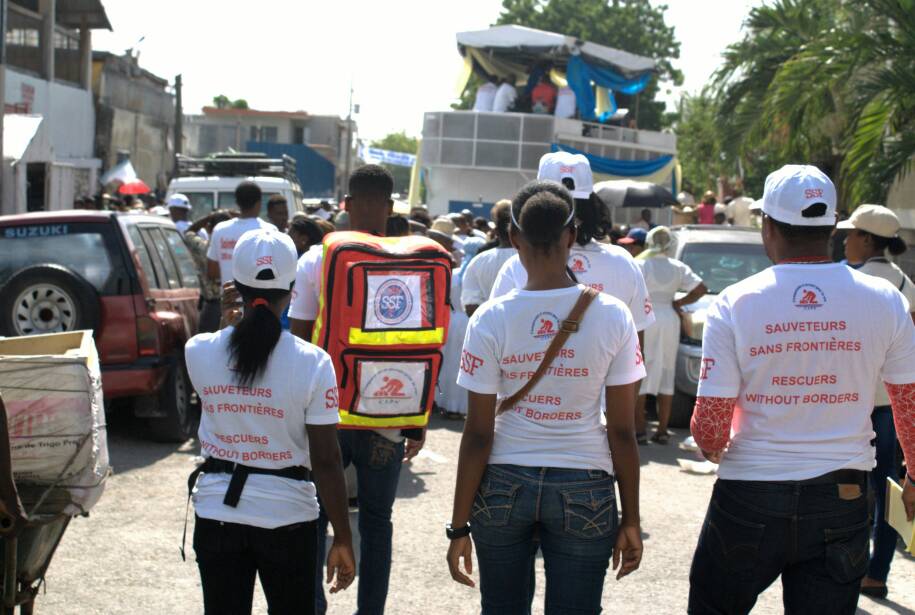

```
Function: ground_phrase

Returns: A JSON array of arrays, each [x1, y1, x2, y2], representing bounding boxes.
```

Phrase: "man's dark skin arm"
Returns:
[[290, 319, 315, 343], [464, 305, 479, 317], [307, 423, 355, 593]]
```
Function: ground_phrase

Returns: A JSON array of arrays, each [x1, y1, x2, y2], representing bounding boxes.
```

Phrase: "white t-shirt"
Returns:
[[698, 263, 915, 481], [289, 244, 404, 442], [186, 328, 339, 528], [555, 87, 576, 119], [206, 217, 277, 285], [473, 83, 497, 112], [457, 285, 646, 473], [726, 197, 754, 227], [489, 240, 655, 331], [858, 258, 915, 407], [461, 247, 517, 308], [493, 83, 517, 113]]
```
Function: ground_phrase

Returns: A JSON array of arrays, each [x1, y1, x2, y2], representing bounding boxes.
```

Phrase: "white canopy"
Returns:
[[456, 25, 656, 76], [3, 115, 48, 163]]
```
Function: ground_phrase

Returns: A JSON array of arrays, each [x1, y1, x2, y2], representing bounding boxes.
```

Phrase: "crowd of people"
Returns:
[[169, 153, 915, 615]]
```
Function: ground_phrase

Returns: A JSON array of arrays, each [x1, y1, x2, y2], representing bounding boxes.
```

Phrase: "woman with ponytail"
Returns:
[[185, 229, 354, 614], [839, 204, 915, 598], [447, 181, 645, 613]]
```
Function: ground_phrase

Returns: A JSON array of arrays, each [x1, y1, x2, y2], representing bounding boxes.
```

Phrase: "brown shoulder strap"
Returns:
[[497, 287, 599, 415]]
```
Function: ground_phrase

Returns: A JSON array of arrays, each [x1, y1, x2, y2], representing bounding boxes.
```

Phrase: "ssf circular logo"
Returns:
[[374, 279, 413, 326]]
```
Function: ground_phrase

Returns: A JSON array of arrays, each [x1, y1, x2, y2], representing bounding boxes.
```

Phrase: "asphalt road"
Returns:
[[35, 414, 915, 615]]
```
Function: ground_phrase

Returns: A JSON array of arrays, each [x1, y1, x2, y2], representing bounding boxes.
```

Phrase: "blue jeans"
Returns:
[[315, 430, 404, 615], [689, 476, 869, 614], [868, 406, 899, 582], [470, 464, 618, 615]]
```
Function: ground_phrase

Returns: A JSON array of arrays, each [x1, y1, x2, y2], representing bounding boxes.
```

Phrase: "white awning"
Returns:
[[3, 114, 46, 163], [456, 25, 656, 75]]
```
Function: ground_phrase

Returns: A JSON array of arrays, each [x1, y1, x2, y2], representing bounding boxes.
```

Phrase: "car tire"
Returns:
[[0, 264, 100, 337], [670, 392, 695, 428], [147, 359, 198, 443]]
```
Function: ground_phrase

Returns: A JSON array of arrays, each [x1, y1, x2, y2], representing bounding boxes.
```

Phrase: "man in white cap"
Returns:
[[167, 193, 200, 237], [688, 164, 915, 614]]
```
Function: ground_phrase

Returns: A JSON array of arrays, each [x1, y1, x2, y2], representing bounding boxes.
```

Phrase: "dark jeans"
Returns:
[[689, 476, 869, 615], [868, 406, 899, 582], [470, 464, 618, 615], [194, 515, 317, 615], [316, 430, 404, 615]]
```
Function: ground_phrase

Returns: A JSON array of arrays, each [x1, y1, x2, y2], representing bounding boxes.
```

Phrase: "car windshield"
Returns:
[[217, 191, 282, 222], [0, 223, 116, 292], [183, 192, 215, 222], [679, 242, 771, 294]]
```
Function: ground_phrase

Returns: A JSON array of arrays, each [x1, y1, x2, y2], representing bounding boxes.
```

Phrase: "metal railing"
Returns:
[[422, 111, 677, 172]]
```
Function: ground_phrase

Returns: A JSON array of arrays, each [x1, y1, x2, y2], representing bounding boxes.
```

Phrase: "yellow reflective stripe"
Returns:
[[338, 408, 430, 429], [348, 327, 444, 346]]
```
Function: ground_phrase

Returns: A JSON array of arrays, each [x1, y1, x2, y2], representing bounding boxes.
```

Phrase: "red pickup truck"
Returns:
[[0, 211, 202, 441]]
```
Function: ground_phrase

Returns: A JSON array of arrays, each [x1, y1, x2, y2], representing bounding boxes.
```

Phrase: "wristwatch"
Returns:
[[446, 522, 471, 540]]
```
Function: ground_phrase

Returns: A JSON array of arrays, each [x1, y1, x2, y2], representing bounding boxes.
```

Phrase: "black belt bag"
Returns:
[[180, 457, 312, 560], [187, 457, 312, 507]]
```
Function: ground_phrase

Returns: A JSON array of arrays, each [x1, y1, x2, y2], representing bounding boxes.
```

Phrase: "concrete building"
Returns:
[[92, 51, 176, 196], [183, 107, 355, 198], [2, 0, 110, 214]]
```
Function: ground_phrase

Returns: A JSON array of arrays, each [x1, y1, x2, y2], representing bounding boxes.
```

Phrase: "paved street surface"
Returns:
[[37, 414, 915, 615]]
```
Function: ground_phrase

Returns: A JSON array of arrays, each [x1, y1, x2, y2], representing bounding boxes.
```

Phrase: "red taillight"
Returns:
[[136, 316, 160, 357]]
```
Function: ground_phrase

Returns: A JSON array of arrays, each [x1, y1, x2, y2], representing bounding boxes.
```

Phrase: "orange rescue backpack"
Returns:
[[311, 231, 452, 430]]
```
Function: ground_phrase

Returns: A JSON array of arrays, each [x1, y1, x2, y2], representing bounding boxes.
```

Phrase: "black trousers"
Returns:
[[194, 515, 318, 615]]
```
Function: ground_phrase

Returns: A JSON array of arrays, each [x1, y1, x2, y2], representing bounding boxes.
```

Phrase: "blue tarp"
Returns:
[[566, 55, 653, 121], [245, 141, 335, 198], [551, 143, 672, 177]]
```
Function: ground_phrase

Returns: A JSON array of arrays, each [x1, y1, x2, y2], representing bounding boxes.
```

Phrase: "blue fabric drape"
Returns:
[[551, 143, 672, 177], [566, 55, 652, 121]]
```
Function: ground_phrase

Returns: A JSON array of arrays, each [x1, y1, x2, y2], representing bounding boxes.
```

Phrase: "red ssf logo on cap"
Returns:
[[256, 255, 273, 266], [559, 165, 575, 173], [804, 188, 824, 199]]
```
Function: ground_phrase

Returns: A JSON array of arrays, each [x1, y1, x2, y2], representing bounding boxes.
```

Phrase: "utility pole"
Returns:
[[173, 74, 183, 178], [343, 81, 353, 198]]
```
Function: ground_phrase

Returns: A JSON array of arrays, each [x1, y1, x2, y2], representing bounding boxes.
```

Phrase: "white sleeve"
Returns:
[[605, 308, 647, 386], [678, 261, 703, 293], [304, 350, 340, 425], [456, 309, 502, 394], [288, 248, 321, 321], [881, 290, 915, 385], [489, 257, 521, 300], [627, 259, 655, 331], [205, 227, 220, 261], [460, 256, 487, 307], [696, 295, 742, 398]]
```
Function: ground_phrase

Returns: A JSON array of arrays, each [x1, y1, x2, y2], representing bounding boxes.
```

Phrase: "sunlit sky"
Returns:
[[93, 0, 763, 141]]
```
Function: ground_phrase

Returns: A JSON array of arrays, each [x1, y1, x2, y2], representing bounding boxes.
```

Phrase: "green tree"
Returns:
[[493, 0, 682, 130], [673, 90, 731, 194], [712, 0, 915, 207], [369, 131, 419, 196], [212, 95, 250, 110]]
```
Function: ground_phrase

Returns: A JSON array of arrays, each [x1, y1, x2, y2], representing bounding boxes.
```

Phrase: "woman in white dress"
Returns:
[[636, 227, 707, 443]]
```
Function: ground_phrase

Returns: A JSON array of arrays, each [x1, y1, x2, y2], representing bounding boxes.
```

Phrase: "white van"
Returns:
[[166, 154, 305, 224]]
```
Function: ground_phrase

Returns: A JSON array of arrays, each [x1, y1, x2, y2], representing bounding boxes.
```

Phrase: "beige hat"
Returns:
[[837, 204, 899, 238], [430, 216, 457, 236]]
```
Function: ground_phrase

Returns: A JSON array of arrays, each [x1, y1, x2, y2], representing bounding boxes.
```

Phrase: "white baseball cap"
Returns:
[[837, 204, 900, 238], [761, 165, 837, 226], [538, 151, 593, 199], [232, 229, 298, 290], [167, 193, 191, 210]]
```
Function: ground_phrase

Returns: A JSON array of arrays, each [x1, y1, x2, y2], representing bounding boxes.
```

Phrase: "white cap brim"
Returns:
[[836, 219, 856, 230]]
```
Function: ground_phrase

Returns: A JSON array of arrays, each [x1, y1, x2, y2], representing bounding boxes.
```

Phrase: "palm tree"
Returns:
[[712, 0, 915, 206]]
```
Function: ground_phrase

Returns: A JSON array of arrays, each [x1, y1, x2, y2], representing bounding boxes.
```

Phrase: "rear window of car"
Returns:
[[679, 242, 771, 294], [0, 222, 123, 294]]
